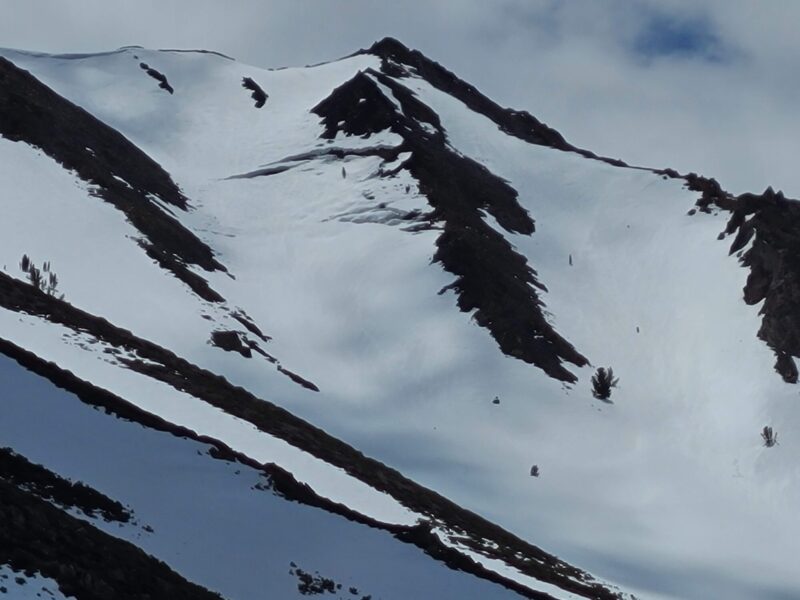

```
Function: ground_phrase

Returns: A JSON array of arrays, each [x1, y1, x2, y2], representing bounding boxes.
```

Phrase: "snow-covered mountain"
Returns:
[[0, 38, 798, 600]]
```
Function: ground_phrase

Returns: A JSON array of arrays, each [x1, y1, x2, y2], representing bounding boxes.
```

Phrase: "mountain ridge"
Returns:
[[0, 38, 798, 600]]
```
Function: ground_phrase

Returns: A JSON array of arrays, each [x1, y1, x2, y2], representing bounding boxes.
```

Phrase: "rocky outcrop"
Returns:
[[313, 70, 588, 382], [139, 62, 174, 94], [680, 173, 800, 383], [241, 76, 268, 107]]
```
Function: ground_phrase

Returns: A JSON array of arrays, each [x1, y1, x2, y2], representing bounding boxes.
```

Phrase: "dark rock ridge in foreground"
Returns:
[[0, 480, 224, 600], [0, 447, 132, 523]]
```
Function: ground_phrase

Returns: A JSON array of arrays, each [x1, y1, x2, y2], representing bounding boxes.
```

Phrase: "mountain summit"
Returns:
[[0, 38, 798, 600]]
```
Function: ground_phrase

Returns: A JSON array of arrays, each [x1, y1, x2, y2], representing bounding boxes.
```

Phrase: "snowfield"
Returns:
[[0, 41, 798, 599]]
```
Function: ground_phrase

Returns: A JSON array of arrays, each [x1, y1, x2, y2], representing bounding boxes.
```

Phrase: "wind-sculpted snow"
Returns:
[[0, 40, 799, 600]]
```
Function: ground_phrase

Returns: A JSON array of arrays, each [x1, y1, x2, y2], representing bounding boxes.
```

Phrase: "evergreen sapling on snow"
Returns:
[[591, 367, 619, 401]]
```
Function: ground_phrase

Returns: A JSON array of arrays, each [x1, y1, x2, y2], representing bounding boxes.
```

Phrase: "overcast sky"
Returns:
[[3, 1, 798, 197]]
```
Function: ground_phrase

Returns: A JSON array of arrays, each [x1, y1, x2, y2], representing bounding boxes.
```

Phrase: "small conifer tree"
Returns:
[[761, 426, 778, 448], [591, 367, 619, 401], [28, 265, 43, 290], [46, 272, 58, 296]]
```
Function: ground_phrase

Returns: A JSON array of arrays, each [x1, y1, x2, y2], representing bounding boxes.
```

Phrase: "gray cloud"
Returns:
[[2, 1, 798, 195]]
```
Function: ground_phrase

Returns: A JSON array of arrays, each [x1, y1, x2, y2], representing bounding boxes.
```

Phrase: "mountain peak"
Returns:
[[366, 36, 413, 57]]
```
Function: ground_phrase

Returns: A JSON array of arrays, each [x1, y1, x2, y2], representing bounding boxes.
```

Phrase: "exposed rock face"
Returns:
[[729, 189, 800, 382], [359, 37, 627, 166], [0, 448, 132, 523], [210, 329, 253, 357], [313, 69, 588, 382], [684, 173, 800, 383]]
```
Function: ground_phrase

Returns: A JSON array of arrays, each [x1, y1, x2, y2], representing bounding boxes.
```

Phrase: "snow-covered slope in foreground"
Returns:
[[0, 39, 798, 599], [0, 353, 527, 600]]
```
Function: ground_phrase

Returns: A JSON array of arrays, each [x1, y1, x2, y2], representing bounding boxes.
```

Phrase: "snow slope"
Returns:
[[0, 41, 798, 599], [0, 353, 525, 600]]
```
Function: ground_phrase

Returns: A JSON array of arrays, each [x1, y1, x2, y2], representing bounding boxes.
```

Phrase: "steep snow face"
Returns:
[[0, 45, 798, 600]]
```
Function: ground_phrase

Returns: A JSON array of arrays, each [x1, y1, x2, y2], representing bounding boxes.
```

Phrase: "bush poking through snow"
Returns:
[[591, 367, 619, 401], [762, 426, 778, 448]]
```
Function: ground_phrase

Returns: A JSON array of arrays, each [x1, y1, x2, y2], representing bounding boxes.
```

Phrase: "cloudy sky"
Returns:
[[3, 1, 798, 197]]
